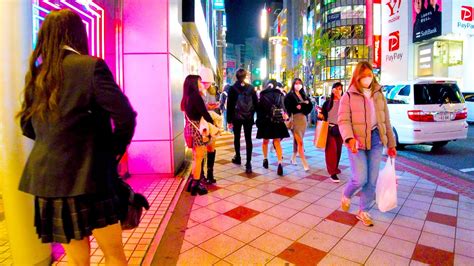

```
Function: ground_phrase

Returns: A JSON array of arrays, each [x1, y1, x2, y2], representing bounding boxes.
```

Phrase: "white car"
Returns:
[[463, 93, 474, 123], [383, 79, 468, 149]]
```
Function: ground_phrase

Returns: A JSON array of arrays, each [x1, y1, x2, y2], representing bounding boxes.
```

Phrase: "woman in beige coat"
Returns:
[[338, 62, 397, 226]]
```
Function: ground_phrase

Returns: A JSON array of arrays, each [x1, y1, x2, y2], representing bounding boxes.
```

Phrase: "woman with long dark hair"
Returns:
[[18, 9, 136, 265], [182, 75, 214, 196], [284, 78, 313, 171]]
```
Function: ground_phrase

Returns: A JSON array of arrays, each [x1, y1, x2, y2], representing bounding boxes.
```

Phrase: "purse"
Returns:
[[314, 120, 329, 149], [115, 177, 150, 230]]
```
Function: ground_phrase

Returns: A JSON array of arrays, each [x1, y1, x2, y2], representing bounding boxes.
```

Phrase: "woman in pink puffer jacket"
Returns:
[[337, 61, 397, 227]]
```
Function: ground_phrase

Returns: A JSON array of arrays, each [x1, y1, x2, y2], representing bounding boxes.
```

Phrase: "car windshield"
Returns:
[[414, 83, 464, 105]]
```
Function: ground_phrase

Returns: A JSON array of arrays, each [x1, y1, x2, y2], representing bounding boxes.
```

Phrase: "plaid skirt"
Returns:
[[34, 193, 121, 243], [184, 120, 207, 148]]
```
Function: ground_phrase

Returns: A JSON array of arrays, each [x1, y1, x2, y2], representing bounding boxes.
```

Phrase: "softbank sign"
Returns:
[[453, 1, 474, 35], [381, 0, 409, 82]]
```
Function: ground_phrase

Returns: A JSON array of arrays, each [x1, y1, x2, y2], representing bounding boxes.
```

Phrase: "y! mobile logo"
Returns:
[[388, 31, 400, 52], [461, 6, 473, 21], [386, 0, 402, 16]]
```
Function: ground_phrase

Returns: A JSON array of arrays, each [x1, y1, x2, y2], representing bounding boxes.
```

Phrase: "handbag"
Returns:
[[376, 158, 398, 212], [115, 177, 150, 230], [314, 120, 329, 149]]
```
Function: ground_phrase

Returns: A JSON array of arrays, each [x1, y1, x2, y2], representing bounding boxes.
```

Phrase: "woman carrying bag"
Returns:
[[284, 78, 313, 171], [256, 80, 290, 176], [338, 62, 397, 227], [318, 82, 344, 183]]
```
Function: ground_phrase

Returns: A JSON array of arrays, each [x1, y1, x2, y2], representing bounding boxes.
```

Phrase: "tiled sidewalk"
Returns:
[[166, 129, 474, 266]]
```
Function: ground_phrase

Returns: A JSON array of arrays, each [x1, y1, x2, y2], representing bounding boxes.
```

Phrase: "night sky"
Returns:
[[225, 0, 266, 44]]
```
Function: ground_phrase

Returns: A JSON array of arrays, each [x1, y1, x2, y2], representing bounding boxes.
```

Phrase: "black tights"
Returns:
[[233, 120, 253, 164]]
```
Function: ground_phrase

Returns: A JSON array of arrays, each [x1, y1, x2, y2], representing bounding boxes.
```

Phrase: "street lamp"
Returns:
[[260, 58, 267, 80]]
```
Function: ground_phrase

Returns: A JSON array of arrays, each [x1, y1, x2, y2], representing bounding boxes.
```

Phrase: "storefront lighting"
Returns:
[[260, 8, 267, 38], [260, 58, 267, 80]]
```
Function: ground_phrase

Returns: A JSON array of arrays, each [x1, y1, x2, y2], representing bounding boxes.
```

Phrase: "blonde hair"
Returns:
[[349, 61, 380, 92]]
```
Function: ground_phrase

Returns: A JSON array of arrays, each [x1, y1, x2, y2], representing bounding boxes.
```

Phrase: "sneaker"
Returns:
[[245, 163, 252, 174], [356, 211, 374, 227], [232, 156, 241, 165], [330, 174, 340, 183], [341, 195, 351, 212], [262, 159, 269, 169], [277, 164, 283, 176]]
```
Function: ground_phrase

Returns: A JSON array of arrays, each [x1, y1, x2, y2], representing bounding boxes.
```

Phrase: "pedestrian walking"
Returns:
[[17, 9, 136, 265], [338, 61, 397, 226], [256, 80, 290, 176], [182, 75, 215, 196], [285, 78, 313, 171], [219, 84, 231, 132], [227, 69, 258, 173], [319, 82, 344, 183]]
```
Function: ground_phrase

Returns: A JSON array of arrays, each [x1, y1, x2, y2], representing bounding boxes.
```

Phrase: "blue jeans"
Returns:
[[222, 110, 228, 131], [344, 128, 384, 211]]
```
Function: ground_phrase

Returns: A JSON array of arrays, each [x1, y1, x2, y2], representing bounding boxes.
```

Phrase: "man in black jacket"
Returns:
[[227, 69, 258, 173]]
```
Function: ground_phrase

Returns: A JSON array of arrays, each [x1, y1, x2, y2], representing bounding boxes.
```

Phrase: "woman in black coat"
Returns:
[[256, 80, 290, 175]]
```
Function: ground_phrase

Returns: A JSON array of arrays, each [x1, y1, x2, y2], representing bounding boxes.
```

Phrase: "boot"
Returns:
[[190, 179, 208, 196], [186, 174, 194, 192], [206, 151, 217, 184], [200, 157, 206, 180]]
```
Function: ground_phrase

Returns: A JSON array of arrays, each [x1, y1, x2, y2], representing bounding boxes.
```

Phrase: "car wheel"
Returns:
[[393, 128, 406, 150], [432, 141, 449, 149]]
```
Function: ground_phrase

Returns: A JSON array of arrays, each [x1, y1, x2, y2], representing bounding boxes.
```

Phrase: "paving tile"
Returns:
[[418, 231, 455, 252], [189, 207, 220, 223], [225, 194, 256, 205], [205, 200, 240, 214], [199, 234, 245, 259], [240, 188, 269, 198], [422, 221, 456, 238], [429, 204, 457, 217], [314, 219, 352, 238], [398, 206, 428, 220], [277, 242, 327, 266], [298, 230, 340, 252], [224, 206, 260, 222], [177, 247, 220, 266], [411, 244, 454, 266], [456, 228, 474, 243], [287, 212, 322, 229], [431, 198, 458, 209], [326, 210, 359, 226], [403, 200, 431, 211], [202, 214, 241, 232], [279, 198, 311, 211], [330, 239, 374, 264], [376, 235, 416, 258], [226, 183, 252, 193], [214, 260, 233, 266], [266, 257, 295, 265], [455, 239, 474, 258], [292, 191, 323, 203], [302, 204, 336, 218], [369, 209, 398, 223], [385, 224, 422, 243], [354, 219, 391, 234], [458, 201, 474, 212], [366, 249, 410, 266], [392, 214, 424, 228], [434, 191, 459, 201], [315, 197, 342, 210], [306, 174, 329, 181], [259, 192, 290, 204], [224, 222, 265, 243], [243, 198, 275, 212], [273, 187, 302, 197], [194, 195, 222, 207], [247, 213, 283, 231], [317, 254, 361, 266], [455, 254, 474, 266], [264, 204, 299, 220], [457, 217, 474, 230], [270, 221, 311, 241], [224, 245, 273, 265], [184, 224, 220, 246], [250, 232, 293, 256], [255, 183, 282, 192], [343, 227, 383, 248]]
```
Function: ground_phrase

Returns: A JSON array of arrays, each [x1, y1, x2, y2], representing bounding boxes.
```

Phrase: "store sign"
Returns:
[[412, 0, 442, 42], [213, 0, 225, 10], [381, 0, 409, 82], [453, 1, 474, 35], [327, 12, 341, 23], [374, 35, 382, 68], [417, 43, 433, 76]]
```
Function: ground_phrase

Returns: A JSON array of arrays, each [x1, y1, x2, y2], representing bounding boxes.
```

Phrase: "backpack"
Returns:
[[234, 85, 254, 121], [270, 93, 285, 123]]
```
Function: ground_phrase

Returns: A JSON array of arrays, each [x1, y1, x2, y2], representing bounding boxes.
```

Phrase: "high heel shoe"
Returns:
[[290, 154, 297, 165], [301, 159, 310, 172]]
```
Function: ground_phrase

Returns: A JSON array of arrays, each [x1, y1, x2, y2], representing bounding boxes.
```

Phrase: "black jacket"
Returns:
[[19, 53, 137, 197], [256, 88, 285, 123], [284, 89, 313, 116], [226, 82, 258, 123]]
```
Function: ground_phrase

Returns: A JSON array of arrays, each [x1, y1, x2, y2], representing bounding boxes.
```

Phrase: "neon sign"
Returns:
[[32, 0, 105, 59]]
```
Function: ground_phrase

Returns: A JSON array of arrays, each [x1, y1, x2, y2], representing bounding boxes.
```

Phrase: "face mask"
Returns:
[[295, 84, 303, 90], [360, 77, 373, 88]]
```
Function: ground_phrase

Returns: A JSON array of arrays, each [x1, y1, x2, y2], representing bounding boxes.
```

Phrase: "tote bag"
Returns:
[[314, 120, 329, 149]]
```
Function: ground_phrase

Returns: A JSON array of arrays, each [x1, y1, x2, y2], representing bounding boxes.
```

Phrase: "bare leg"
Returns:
[[62, 237, 90, 266], [92, 223, 127, 266], [262, 139, 270, 159]]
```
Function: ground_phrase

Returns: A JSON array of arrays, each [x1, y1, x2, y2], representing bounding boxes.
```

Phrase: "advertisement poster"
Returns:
[[413, 0, 442, 42], [452, 0, 474, 35]]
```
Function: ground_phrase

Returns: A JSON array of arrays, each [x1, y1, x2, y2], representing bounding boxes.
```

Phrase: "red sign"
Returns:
[[373, 35, 382, 67], [226, 61, 236, 68], [386, 0, 402, 22], [461, 6, 473, 21], [388, 31, 400, 52]]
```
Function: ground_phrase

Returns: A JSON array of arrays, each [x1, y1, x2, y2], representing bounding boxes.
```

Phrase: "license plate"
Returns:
[[434, 112, 454, 121]]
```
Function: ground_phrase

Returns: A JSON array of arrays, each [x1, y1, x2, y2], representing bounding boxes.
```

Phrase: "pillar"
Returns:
[[123, 0, 185, 175], [0, 1, 51, 264]]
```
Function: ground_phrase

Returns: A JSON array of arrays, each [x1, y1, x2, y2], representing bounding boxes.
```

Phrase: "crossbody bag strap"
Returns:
[[184, 113, 201, 131]]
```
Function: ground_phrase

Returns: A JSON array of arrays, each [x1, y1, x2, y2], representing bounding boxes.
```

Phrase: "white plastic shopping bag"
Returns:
[[376, 158, 398, 212]]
